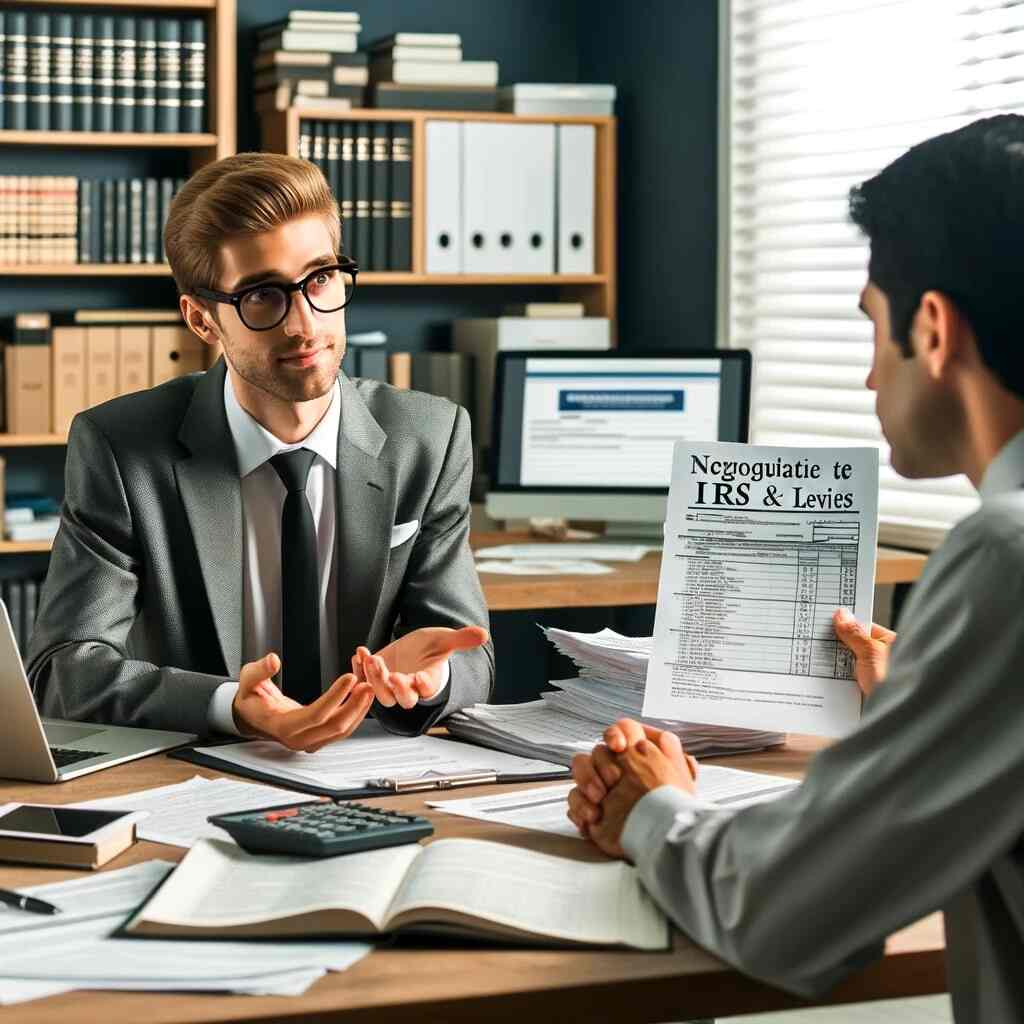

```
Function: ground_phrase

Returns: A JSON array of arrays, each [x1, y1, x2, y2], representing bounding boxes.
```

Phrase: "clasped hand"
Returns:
[[231, 625, 488, 752]]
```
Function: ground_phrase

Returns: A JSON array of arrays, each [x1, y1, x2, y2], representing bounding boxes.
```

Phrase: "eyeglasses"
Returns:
[[194, 257, 358, 332]]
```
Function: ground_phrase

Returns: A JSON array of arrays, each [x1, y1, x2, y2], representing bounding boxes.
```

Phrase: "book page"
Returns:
[[385, 838, 668, 949], [132, 838, 419, 933], [643, 442, 879, 737]]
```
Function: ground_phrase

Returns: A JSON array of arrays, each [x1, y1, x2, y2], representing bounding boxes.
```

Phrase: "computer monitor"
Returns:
[[487, 350, 751, 537]]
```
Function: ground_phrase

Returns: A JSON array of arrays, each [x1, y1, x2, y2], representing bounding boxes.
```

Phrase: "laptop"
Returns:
[[0, 601, 196, 783]]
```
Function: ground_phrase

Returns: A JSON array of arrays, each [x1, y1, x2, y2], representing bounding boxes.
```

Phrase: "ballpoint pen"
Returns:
[[0, 888, 61, 916]]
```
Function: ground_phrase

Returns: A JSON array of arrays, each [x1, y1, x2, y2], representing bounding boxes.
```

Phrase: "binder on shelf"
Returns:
[[370, 121, 389, 270], [114, 179, 128, 263], [51, 326, 88, 435], [117, 326, 150, 396], [411, 352, 472, 410], [4, 12, 28, 131], [101, 179, 115, 261], [152, 326, 204, 386], [388, 352, 412, 389], [557, 124, 596, 274], [424, 119, 462, 273], [4, 314, 52, 434], [129, 178, 143, 263], [143, 178, 159, 263], [72, 14, 94, 132], [85, 326, 118, 408], [181, 17, 205, 133], [26, 12, 50, 132], [113, 16, 135, 133], [51, 14, 74, 132], [389, 121, 412, 271], [155, 18, 180, 132], [136, 17, 157, 133], [94, 15, 115, 133]]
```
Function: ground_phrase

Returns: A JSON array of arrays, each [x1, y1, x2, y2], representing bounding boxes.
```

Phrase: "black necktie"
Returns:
[[270, 449, 321, 704]]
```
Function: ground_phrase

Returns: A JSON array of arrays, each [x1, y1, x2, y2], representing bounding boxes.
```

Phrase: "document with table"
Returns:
[[643, 442, 879, 737], [121, 836, 669, 950]]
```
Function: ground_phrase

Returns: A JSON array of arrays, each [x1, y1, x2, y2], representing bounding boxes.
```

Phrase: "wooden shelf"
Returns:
[[18, 0, 214, 6], [0, 541, 53, 554], [0, 435, 67, 447], [0, 264, 172, 277], [358, 272, 609, 286], [0, 130, 218, 148]]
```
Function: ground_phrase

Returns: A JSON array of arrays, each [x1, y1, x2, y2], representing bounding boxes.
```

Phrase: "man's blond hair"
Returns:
[[164, 152, 341, 296]]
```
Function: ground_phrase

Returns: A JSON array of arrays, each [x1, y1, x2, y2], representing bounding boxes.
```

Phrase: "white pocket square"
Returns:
[[390, 519, 419, 548]]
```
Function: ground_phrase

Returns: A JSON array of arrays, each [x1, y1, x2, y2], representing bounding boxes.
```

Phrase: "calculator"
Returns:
[[208, 799, 434, 858]]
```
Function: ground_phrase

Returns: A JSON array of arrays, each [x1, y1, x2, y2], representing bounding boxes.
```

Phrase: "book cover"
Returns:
[[50, 14, 73, 131], [388, 352, 411, 390], [389, 121, 412, 271], [26, 13, 50, 131], [298, 118, 312, 161], [326, 121, 340, 201], [253, 49, 331, 71], [117, 326, 151, 395], [115, 179, 128, 263], [311, 119, 325, 178], [371, 60, 499, 88], [102, 179, 115, 261], [159, 177, 174, 257], [5, 342, 52, 434], [156, 18, 180, 132], [259, 29, 358, 54], [85, 326, 118, 407], [369, 33, 462, 49], [129, 178, 143, 263], [352, 122, 370, 267], [411, 352, 472, 409], [370, 121, 389, 271], [143, 177, 159, 262], [4, 12, 27, 131], [151, 325, 204, 385], [136, 18, 156, 133], [51, 326, 88, 434], [93, 16, 115, 133], [371, 83, 497, 112], [332, 62, 369, 88], [181, 17, 205, 133], [72, 14, 94, 132], [340, 122, 354, 250], [0, 12, 5, 131], [113, 16, 136, 132]]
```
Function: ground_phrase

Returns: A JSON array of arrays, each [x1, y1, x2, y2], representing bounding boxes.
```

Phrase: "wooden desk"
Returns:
[[0, 740, 945, 1023], [472, 532, 929, 612]]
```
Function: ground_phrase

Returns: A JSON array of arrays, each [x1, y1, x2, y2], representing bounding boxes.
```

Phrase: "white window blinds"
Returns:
[[722, 0, 1024, 549]]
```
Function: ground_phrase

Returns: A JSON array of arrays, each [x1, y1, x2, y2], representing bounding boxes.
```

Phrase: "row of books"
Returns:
[[0, 177, 182, 266], [0, 10, 206, 133], [300, 119, 411, 272], [2, 311, 208, 436], [0, 575, 45, 654]]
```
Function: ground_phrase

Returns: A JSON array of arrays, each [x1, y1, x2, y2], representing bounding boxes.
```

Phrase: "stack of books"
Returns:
[[499, 84, 616, 116], [254, 10, 367, 114], [0, 177, 77, 264], [368, 33, 499, 111], [0, 9, 206, 133]]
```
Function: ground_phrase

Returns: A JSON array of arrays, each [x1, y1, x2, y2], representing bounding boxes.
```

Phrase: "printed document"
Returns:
[[643, 442, 879, 736]]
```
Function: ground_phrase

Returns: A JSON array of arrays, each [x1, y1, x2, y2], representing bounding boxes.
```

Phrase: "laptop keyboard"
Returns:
[[49, 747, 106, 768]]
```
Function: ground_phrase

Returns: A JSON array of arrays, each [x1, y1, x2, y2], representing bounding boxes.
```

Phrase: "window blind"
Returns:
[[722, 0, 1024, 549]]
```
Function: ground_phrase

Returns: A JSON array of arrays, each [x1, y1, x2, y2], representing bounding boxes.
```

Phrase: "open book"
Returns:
[[122, 838, 669, 950]]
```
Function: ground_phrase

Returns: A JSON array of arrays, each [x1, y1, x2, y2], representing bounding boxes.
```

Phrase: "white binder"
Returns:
[[557, 124, 596, 273], [425, 119, 463, 273], [462, 122, 556, 273]]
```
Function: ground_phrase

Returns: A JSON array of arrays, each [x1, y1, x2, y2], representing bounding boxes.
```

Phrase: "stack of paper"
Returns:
[[447, 628, 785, 763], [0, 862, 370, 1005]]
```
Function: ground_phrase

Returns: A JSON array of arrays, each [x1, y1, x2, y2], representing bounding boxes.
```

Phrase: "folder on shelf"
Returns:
[[117, 326, 151, 396], [152, 326, 205, 386], [85, 326, 118, 409], [424, 119, 462, 273], [52, 326, 88, 435], [557, 125, 596, 274]]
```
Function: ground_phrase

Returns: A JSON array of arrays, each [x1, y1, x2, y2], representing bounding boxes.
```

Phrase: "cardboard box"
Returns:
[[51, 326, 88, 435]]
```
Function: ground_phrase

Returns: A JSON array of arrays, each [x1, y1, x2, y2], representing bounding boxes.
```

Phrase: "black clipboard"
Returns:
[[168, 744, 570, 801]]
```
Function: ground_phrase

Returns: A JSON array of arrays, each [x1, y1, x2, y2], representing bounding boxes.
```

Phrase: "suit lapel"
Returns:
[[174, 360, 244, 676], [335, 374, 395, 661]]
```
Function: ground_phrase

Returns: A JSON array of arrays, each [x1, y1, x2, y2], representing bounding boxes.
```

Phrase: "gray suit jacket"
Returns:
[[26, 360, 494, 738]]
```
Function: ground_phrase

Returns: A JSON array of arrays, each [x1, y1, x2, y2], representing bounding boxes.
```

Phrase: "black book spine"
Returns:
[[129, 178, 143, 263], [94, 16, 115, 133], [389, 121, 412, 272], [27, 13, 50, 131], [51, 14, 73, 132], [114, 16, 135, 133], [353, 122, 370, 268], [159, 177, 174, 258], [312, 119, 326, 179], [136, 18, 156, 133], [115, 179, 128, 262], [23, 579, 37, 651], [144, 177, 158, 262], [78, 178, 91, 262], [327, 121, 340, 204], [298, 118, 312, 162], [156, 19, 180, 132], [4, 12, 27, 131], [340, 122, 354, 255], [370, 122, 389, 272], [181, 17, 205, 133], [0, 12, 6, 131], [91, 178, 102, 262], [73, 15, 94, 132], [101, 179, 114, 261]]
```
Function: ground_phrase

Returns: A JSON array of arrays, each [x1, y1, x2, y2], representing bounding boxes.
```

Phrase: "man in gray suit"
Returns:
[[569, 116, 1024, 1021], [27, 152, 493, 748]]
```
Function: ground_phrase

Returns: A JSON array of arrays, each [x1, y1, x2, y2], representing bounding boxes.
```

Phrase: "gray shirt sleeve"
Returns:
[[620, 501, 1024, 998]]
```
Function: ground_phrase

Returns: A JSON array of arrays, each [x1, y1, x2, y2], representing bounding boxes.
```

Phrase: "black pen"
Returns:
[[0, 888, 61, 916]]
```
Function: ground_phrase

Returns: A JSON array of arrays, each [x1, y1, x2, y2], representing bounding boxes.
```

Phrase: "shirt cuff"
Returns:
[[208, 681, 242, 736], [418, 660, 450, 707], [621, 785, 716, 870]]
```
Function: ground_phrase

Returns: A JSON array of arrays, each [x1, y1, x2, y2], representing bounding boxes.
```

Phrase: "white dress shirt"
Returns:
[[207, 374, 446, 735]]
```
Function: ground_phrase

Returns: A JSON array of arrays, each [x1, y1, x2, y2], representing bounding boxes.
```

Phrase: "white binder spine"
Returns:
[[557, 125, 596, 273], [425, 119, 463, 273]]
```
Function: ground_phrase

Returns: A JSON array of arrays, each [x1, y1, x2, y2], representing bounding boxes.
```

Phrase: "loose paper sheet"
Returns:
[[643, 442, 879, 737]]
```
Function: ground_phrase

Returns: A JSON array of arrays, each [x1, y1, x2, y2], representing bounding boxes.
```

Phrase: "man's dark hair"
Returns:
[[848, 114, 1024, 398]]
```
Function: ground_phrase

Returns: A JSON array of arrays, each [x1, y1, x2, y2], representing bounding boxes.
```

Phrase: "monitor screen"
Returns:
[[492, 351, 750, 495]]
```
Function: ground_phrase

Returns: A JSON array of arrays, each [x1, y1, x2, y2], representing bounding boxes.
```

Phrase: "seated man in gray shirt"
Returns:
[[568, 114, 1024, 1022]]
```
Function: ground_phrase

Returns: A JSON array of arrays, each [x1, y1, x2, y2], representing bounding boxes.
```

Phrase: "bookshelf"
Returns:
[[0, 264, 172, 276], [260, 107, 618, 325]]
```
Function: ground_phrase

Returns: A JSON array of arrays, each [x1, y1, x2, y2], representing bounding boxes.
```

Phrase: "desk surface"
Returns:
[[472, 533, 930, 611], [0, 739, 945, 1023]]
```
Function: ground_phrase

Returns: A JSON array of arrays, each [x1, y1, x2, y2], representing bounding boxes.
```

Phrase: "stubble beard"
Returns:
[[227, 339, 346, 403]]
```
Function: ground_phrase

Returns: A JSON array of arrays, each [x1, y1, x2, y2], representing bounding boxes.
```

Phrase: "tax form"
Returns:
[[643, 442, 879, 737]]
